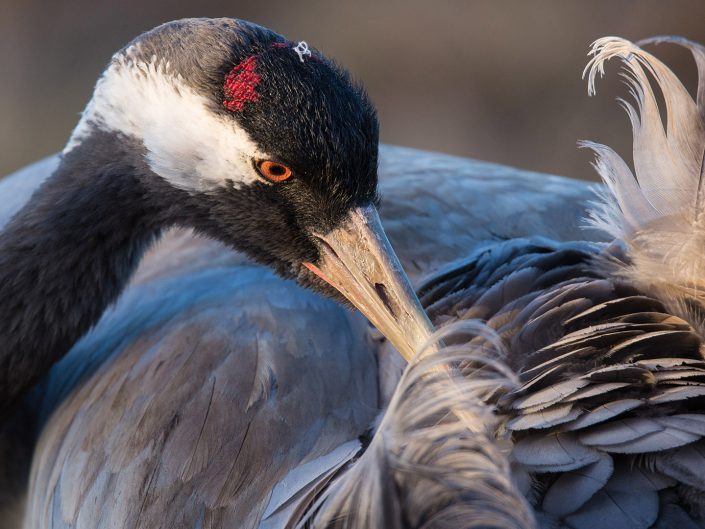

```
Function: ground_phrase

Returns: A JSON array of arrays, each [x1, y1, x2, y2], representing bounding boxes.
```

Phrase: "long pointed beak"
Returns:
[[303, 204, 434, 362]]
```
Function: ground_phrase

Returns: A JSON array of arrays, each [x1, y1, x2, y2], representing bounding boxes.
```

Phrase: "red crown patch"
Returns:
[[223, 55, 261, 112]]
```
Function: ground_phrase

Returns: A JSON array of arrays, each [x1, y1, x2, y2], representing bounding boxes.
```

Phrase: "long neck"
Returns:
[[0, 135, 167, 420]]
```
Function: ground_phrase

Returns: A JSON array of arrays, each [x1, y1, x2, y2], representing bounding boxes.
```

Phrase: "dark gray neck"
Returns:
[[0, 132, 169, 420]]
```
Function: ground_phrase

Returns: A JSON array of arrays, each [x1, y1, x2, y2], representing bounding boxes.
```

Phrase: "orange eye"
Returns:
[[256, 160, 292, 182]]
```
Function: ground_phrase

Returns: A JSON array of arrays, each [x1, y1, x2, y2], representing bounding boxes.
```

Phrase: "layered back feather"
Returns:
[[417, 234, 705, 529], [583, 36, 705, 326], [392, 37, 705, 528]]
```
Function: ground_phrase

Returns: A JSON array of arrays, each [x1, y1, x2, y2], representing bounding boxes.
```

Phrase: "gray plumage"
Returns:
[[368, 36, 705, 529], [0, 143, 597, 529], [417, 236, 705, 528], [9, 21, 700, 529]]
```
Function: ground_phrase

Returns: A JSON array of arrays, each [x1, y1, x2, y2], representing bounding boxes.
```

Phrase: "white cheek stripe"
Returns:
[[65, 45, 266, 192]]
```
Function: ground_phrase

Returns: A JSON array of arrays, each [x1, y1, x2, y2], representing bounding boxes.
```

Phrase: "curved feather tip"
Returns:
[[582, 36, 705, 330]]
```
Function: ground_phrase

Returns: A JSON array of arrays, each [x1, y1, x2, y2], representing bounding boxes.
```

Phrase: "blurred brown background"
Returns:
[[0, 0, 703, 180]]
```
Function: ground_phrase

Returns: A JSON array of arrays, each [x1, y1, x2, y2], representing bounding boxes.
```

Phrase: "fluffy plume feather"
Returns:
[[305, 322, 536, 529], [582, 36, 705, 327]]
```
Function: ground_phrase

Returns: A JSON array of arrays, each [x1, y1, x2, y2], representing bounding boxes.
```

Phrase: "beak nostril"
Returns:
[[314, 236, 340, 260], [374, 282, 396, 319]]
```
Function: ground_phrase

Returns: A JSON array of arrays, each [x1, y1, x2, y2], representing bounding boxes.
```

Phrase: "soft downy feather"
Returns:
[[305, 321, 536, 529], [582, 36, 705, 329]]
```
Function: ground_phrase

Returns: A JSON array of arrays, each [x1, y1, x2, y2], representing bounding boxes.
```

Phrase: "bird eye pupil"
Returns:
[[270, 164, 285, 176]]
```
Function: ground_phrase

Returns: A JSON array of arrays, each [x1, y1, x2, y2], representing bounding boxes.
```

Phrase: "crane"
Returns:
[[5, 17, 698, 529]]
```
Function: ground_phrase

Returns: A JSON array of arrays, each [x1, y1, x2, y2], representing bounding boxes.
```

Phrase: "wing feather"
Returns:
[[541, 454, 613, 517]]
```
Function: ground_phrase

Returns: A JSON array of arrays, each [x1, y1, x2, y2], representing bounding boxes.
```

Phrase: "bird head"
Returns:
[[65, 18, 432, 360]]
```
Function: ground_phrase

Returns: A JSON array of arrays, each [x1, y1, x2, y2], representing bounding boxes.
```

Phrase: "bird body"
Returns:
[[0, 144, 597, 528], [6, 16, 701, 529]]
